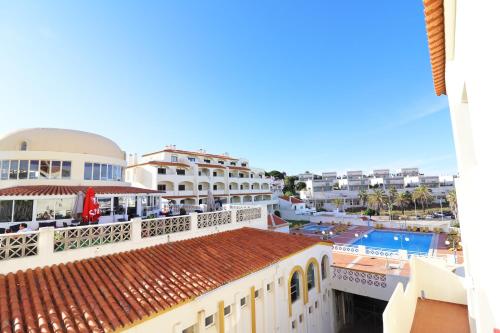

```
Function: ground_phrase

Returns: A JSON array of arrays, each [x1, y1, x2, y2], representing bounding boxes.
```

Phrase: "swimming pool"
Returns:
[[352, 230, 433, 255], [302, 224, 332, 232]]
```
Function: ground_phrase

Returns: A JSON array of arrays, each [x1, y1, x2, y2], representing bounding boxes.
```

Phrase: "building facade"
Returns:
[[298, 168, 456, 211], [126, 146, 278, 212], [0, 128, 162, 229]]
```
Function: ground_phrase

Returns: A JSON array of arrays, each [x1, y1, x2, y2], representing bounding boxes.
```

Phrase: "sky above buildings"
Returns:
[[0, 1, 457, 176]]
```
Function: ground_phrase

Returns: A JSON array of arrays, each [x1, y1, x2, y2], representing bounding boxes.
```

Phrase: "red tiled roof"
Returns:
[[126, 161, 190, 169], [423, 0, 446, 95], [279, 195, 303, 204], [142, 148, 238, 161], [0, 185, 161, 197], [267, 214, 289, 228], [0, 228, 323, 333]]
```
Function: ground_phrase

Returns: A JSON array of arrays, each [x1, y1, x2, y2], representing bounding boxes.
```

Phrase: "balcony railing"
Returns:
[[0, 205, 267, 274]]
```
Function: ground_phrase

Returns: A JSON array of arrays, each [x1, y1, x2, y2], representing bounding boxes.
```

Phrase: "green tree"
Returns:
[[283, 176, 298, 195], [295, 181, 307, 192], [386, 186, 398, 219], [395, 191, 411, 214], [412, 185, 433, 212], [368, 189, 387, 215], [358, 189, 368, 208], [265, 170, 286, 180], [446, 189, 458, 220], [333, 198, 344, 212]]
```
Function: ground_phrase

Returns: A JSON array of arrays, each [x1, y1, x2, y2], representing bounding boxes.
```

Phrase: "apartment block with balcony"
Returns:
[[126, 146, 278, 212]]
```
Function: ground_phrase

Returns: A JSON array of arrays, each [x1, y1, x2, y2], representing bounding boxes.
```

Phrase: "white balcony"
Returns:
[[177, 190, 194, 196], [213, 190, 227, 196]]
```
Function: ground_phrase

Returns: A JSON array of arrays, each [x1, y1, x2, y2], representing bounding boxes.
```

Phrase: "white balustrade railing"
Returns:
[[53, 222, 132, 252], [0, 204, 267, 273], [0, 232, 39, 260], [141, 215, 191, 238], [197, 210, 232, 228]]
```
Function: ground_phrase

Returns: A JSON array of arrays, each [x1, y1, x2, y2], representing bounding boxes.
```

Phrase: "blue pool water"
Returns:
[[352, 230, 433, 255], [302, 224, 332, 232]]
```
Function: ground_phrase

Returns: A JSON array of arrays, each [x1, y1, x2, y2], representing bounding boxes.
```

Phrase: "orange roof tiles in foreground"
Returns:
[[410, 298, 469, 333], [0, 185, 161, 197], [0, 227, 323, 333], [423, 0, 446, 95]]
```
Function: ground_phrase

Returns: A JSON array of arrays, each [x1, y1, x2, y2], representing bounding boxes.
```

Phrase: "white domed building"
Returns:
[[0, 128, 161, 230]]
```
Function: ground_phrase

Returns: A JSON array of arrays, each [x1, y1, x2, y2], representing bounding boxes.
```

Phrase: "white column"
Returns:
[[38, 226, 55, 261], [197, 310, 206, 333], [234, 292, 241, 333], [190, 212, 198, 233], [131, 217, 142, 242]]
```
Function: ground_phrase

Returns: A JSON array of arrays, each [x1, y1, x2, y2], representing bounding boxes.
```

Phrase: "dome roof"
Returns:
[[0, 128, 125, 160]]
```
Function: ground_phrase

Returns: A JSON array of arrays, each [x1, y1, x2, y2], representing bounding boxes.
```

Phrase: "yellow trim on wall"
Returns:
[[250, 286, 257, 333], [218, 300, 225, 333], [306, 257, 321, 293], [288, 265, 307, 317]]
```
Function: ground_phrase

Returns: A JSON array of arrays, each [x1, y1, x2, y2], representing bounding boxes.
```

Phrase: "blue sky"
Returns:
[[0, 1, 457, 176]]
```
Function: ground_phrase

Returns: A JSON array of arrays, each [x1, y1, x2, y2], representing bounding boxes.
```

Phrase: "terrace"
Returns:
[[0, 205, 266, 274]]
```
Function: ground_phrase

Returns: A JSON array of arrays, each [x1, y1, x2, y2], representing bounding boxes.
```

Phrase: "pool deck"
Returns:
[[292, 224, 463, 277]]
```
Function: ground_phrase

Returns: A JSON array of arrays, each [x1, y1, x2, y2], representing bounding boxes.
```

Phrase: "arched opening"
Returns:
[[240, 182, 250, 190], [307, 263, 315, 291], [321, 255, 329, 280], [230, 196, 241, 203], [243, 195, 252, 203], [213, 182, 225, 191], [20, 141, 28, 151], [290, 271, 301, 303], [229, 182, 238, 191], [252, 182, 260, 190], [262, 183, 270, 190]]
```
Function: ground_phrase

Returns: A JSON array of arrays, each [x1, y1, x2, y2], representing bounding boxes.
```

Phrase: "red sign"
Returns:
[[82, 187, 100, 223]]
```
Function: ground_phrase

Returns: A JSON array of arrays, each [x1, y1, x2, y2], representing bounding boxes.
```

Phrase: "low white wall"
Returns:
[[383, 257, 467, 333]]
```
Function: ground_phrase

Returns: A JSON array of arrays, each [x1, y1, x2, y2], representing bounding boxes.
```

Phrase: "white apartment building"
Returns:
[[299, 168, 455, 211], [126, 146, 278, 212], [384, 1, 500, 332], [0, 128, 162, 230]]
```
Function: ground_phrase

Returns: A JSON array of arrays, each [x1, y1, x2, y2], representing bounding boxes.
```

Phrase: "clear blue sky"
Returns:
[[0, 1, 457, 176]]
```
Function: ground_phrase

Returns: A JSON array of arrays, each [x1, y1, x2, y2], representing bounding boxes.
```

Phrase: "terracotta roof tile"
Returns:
[[423, 0, 446, 95], [126, 161, 190, 169], [0, 228, 323, 333], [0, 185, 161, 197], [279, 195, 303, 204], [267, 214, 289, 228]]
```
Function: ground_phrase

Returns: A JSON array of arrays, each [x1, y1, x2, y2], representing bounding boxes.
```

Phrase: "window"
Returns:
[[37, 199, 55, 220], [239, 173, 244, 178], [242, 163, 247, 167], [213, 171, 217, 177], [229, 185, 232, 190], [92, 163, 101, 180], [54, 198, 74, 220], [204, 314, 214, 327], [315, 301, 318, 309], [1, 161, 9, 180], [20, 141, 27, 151], [290, 271, 300, 303], [13, 200, 33, 222], [224, 305, 231, 316], [292, 320, 297, 329], [98, 198, 111, 216], [107, 165, 113, 180], [204, 159, 211, 163], [299, 314, 303, 323], [182, 326, 194, 333], [171, 156, 178, 162], [0, 200, 13, 222], [9, 160, 18, 179], [157, 168, 166, 175], [84, 163, 93, 180], [29, 161, 40, 179], [309, 306, 313, 314], [307, 263, 315, 291], [218, 161, 224, 165], [51, 161, 61, 179], [230, 162, 236, 166], [157, 185, 166, 191], [240, 297, 247, 307], [267, 283, 272, 292], [188, 157, 196, 162], [176, 169, 185, 175], [321, 255, 329, 280], [213, 184, 217, 190], [254, 289, 260, 299], [18, 160, 28, 179], [62, 161, 71, 179], [100, 163, 107, 180], [198, 184, 202, 190], [178, 184, 186, 191]]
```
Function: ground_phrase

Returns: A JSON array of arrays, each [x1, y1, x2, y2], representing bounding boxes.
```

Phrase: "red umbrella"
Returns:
[[82, 187, 100, 223]]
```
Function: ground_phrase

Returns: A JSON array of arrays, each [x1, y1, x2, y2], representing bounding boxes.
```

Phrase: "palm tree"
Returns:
[[358, 189, 368, 208], [333, 198, 344, 212], [446, 189, 458, 220], [395, 191, 411, 214], [386, 187, 398, 220], [368, 189, 386, 215], [412, 185, 433, 212]]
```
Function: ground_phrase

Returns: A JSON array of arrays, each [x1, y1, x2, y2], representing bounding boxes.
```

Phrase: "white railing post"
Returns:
[[231, 208, 237, 224], [358, 245, 366, 255], [39, 227, 55, 258], [399, 249, 408, 260], [190, 212, 198, 232], [131, 217, 142, 241]]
